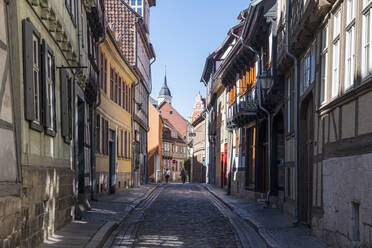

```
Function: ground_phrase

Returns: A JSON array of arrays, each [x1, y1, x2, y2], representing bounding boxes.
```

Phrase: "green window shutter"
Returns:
[[60, 68, 69, 140], [22, 19, 40, 121]]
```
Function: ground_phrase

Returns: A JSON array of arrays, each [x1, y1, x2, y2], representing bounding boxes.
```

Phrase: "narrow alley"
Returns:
[[104, 184, 264, 248]]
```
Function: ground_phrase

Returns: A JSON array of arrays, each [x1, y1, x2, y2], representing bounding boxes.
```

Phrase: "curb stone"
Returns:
[[85, 184, 160, 248], [202, 184, 280, 248]]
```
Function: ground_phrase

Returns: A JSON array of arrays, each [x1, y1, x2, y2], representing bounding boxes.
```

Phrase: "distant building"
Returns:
[[97, 27, 137, 193], [157, 77, 189, 141], [191, 113, 206, 183], [190, 93, 206, 123], [106, 0, 156, 186], [148, 100, 164, 183], [162, 119, 188, 182]]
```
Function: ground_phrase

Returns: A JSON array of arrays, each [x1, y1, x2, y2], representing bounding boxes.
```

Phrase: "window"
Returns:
[[32, 34, 41, 124], [44, 48, 56, 135], [362, 5, 372, 78], [345, 26, 355, 90], [124, 131, 127, 158], [119, 78, 122, 106], [301, 42, 316, 95], [100, 50, 104, 90], [364, 0, 372, 9], [110, 67, 114, 100], [332, 40, 340, 98], [130, 0, 143, 16], [97, 114, 101, 153], [321, 25, 328, 104], [333, 8, 341, 39], [171, 131, 177, 138], [114, 73, 118, 103], [332, 9, 341, 98], [170, 111, 173, 115], [346, 0, 356, 24], [65, 0, 76, 24]]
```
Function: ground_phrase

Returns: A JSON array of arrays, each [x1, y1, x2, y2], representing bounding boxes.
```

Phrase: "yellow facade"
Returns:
[[96, 29, 137, 192]]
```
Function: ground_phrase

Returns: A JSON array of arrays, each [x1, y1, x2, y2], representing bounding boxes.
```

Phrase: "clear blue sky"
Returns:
[[150, 0, 250, 120]]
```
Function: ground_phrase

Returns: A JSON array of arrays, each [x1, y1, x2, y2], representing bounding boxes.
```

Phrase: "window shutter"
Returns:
[[23, 19, 39, 121], [60, 68, 69, 140]]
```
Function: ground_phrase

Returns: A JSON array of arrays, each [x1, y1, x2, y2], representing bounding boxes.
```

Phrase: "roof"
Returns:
[[191, 110, 206, 127], [162, 119, 186, 144], [158, 74, 171, 97]]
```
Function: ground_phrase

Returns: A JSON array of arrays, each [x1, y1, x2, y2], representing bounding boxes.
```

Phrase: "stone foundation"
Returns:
[[116, 172, 131, 190], [20, 166, 75, 247], [96, 172, 109, 194], [0, 196, 22, 247], [312, 153, 372, 248]]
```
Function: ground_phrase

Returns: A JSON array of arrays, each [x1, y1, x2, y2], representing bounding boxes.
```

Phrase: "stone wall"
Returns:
[[21, 166, 75, 247], [312, 153, 372, 248], [116, 172, 131, 190], [0, 197, 22, 247]]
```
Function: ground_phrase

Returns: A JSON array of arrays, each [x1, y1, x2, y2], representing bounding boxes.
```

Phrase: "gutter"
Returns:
[[285, 0, 300, 223]]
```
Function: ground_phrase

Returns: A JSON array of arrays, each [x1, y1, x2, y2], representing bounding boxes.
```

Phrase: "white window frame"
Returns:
[[332, 40, 340, 98], [347, 0, 356, 24], [321, 25, 329, 105], [130, 0, 143, 15], [344, 25, 355, 91], [332, 8, 341, 99], [47, 52, 55, 129], [362, 6, 372, 78]]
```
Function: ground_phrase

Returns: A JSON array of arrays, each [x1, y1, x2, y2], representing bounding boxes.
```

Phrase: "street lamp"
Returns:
[[257, 71, 274, 91]]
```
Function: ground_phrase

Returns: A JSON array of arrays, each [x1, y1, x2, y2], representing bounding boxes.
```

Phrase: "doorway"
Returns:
[[109, 129, 116, 194], [77, 99, 85, 194], [299, 96, 313, 225]]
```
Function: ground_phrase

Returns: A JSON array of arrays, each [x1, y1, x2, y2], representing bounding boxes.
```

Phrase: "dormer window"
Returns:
[[130, 0, 143, 16]]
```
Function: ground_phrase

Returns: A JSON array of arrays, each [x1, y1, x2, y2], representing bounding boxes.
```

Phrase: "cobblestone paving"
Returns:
[[108, 184, 239, 248]]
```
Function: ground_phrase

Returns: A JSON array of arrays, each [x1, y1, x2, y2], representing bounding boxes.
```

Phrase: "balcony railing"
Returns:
[[227, 88, 257, 128]]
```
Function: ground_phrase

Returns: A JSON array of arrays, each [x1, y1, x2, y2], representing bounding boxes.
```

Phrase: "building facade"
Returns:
[[162, 119, 188, 182], [97, 27, 136, 194], [148, 99, 163, 183], [1, 0, 103, 246], [106, 0, 156, 186], [190, 113, 206, 183], [276, 0, 372, 246]]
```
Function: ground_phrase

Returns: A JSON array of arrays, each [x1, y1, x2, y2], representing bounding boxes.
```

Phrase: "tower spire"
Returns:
[[164, 65, 167, 86]]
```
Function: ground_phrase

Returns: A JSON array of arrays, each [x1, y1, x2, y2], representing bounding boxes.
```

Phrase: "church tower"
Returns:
[[158, 70, 172, 106]]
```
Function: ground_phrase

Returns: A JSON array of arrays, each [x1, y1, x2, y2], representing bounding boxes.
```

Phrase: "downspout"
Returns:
[[285, 0, 299, 222], [201, 77, 213, 184], [232, 29, 272, 205], [257, 78, 272, 205]]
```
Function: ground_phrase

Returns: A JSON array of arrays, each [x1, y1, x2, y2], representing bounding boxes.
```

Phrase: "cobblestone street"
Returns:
[[105, 184, 264, 248]]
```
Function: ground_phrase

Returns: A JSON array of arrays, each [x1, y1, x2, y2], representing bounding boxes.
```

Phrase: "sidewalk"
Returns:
[[203, 184, 328, 248], [41, 184, 158, 248]]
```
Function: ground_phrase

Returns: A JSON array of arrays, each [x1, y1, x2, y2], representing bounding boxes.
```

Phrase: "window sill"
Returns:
[[30, 121, 43, 132], [45, 128, 56, 137], [319, 75, 372, 113]]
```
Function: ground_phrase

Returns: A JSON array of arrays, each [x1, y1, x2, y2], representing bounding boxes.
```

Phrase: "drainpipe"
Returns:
[[257, 78, 272, 205], [285, 0, 299, 222]]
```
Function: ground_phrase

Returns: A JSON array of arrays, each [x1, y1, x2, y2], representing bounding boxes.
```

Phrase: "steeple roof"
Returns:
[[158, 71, 171, 98]]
